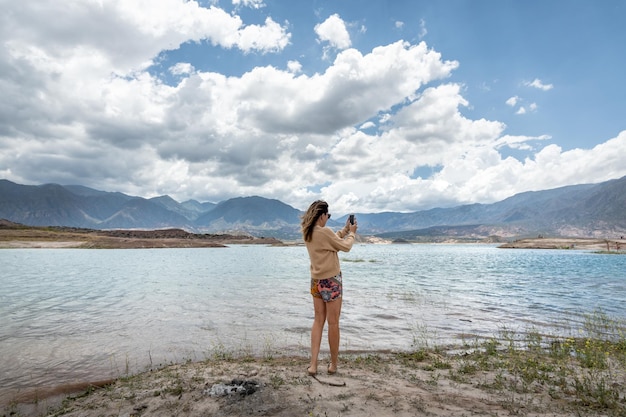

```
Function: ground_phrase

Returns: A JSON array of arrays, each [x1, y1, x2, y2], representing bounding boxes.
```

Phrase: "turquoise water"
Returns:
[[1, 244, 625, 403]]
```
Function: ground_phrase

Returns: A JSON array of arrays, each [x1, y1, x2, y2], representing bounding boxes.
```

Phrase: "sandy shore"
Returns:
[[3, 220, 625, 251], [0, 223, 283, 249], [5, 345, 625, 417], [499, 237, 625, 251]]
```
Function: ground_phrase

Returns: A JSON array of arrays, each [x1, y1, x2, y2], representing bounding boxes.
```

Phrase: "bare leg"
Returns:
[[326, 297, 342, 373], [309, 296, 327, 375]]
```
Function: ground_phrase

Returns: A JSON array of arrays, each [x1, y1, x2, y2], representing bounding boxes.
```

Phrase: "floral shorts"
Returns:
[[310, 272, 342, 302]]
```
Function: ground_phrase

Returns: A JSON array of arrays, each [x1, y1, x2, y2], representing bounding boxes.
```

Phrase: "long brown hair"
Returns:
[[301, 200, 328, 242]]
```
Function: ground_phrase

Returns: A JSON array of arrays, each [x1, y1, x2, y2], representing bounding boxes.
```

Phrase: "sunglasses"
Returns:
[[326, 213, 331, 219]]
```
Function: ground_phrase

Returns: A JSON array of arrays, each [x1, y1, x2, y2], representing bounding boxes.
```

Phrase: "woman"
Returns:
[[301, 200, 357, 376]]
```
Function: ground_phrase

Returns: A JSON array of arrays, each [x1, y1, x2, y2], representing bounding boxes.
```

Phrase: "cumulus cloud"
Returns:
[[1, 0, 625, 215], [315, 14, 352, 50], [287, 60, 302, 73], [236, 41, 459, 135], [0, 0, 290, 71]]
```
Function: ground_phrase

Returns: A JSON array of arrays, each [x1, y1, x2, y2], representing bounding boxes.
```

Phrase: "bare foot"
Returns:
[[327, 363, 337, 374]]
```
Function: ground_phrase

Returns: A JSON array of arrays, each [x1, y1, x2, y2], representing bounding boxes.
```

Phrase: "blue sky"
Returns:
[[1, 0, 625, 214]]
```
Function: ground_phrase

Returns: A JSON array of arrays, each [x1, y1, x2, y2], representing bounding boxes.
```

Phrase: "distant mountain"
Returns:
[[98, 197, 193, 230], [0, 180, 196, 230], [365, 176, 626, 240], [149, 195, 211, 221], [1, 176, 625, 239], [195, 196, 302, 238], [180, 199, 217, 216], [0, 181, 88, 227]]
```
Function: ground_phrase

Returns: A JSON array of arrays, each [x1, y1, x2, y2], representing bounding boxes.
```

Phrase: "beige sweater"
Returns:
[[305, 226, 355, 279]]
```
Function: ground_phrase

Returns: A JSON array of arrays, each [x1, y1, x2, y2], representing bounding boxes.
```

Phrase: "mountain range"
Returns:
[[1, 177, 625, 240]]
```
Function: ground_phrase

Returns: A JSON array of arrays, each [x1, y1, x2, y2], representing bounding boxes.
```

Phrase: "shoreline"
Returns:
[[499, 237, 625, 251], [0, 223, 284, 249], [2, 223, 625, 251], [4, 336, 625, 417]]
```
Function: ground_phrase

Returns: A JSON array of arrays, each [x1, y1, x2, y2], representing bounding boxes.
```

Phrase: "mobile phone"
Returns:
[[349, 214, 355, 225]]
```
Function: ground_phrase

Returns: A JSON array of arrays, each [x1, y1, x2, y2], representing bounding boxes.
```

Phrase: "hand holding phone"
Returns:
[[347, 214, 358, 235]]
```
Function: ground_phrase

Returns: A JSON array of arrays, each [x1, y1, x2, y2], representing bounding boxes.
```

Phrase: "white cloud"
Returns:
[[495, 134, 551, 151], [0, 0, 291, 111], [395, 21, 404, 29], [232, 0, 265, 9], [506, 96, 519, 107], [237, 17, 291, 53], [287, 60, 302, 73], [315, 14, 352, 50], [418, 19, 427, 39], [525, 78, 553, 91], [170, 62, 194, 75], [514, 102, 538, 115], [1, 1, 626, 215], [507, 96, 539, 116]]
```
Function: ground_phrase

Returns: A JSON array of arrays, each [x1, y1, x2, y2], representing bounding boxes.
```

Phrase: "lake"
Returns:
[[1, 244, 625, 404]]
